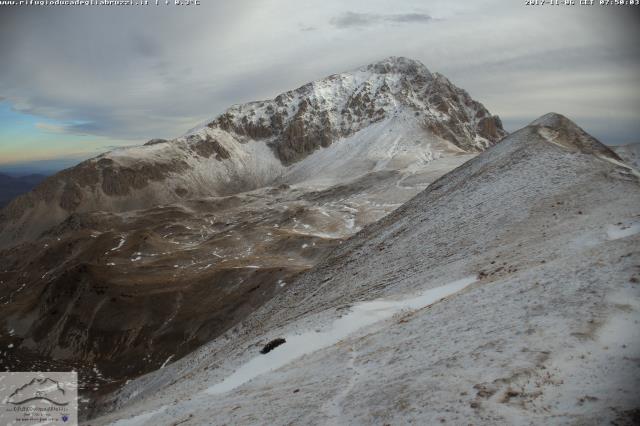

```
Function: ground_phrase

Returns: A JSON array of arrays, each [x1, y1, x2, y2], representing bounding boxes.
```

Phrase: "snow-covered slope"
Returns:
[[282, 111, 464, 187], [0, 57, 505, 248], [93, 113, 640, 425]]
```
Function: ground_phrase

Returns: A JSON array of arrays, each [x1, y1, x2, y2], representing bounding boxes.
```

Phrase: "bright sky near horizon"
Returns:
[[0, 0, 639, 169]]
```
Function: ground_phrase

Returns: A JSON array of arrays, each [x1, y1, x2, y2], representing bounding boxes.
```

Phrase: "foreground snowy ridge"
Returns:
[[205, 275, 477, 396], [93, 113, 640, 425], [110, 276, 479, 426]]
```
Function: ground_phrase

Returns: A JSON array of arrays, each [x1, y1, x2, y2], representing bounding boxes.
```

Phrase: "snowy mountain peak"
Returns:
[[357, 56, 432, 76], [529, 112, 585, 130], [206, 57, 505, 164], [528, 113, 622, 162]]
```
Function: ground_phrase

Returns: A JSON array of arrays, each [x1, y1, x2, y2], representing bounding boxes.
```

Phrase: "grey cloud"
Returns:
[[330, 12, 376, 28], [330, 11, 432, 29], [131, 33, 161, 58], [100, 145, 131, 151], [62, 122, 103, 136], [388, 13, 433, 23]]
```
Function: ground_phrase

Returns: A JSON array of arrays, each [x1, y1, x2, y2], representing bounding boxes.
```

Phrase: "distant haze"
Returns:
[[1, 1, 639, 169], [0, 157, 85, 176]]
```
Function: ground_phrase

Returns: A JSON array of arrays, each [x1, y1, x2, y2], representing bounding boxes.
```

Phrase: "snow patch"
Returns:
[[109, 405, 168, 426], [205, 275, 477, 395], [110, 236, 126, 252], [606, 222, 640, 240], [160, 355, 175, 369]]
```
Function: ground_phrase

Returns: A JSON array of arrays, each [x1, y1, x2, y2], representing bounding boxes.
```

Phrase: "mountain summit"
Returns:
[[209, 56, 503, 164], [0, 57, 505, 246]]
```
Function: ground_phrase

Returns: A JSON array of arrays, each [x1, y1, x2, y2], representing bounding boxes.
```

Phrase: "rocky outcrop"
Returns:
[[144, 139, 169, 146], [191, 135, 231, 160], [100, 160, 189, 197]]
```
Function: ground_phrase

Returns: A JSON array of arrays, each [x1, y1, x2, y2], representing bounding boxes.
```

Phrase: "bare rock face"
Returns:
[[422, 73, 504, 151], [191, 135, 231, 160], [476, 115, 503, 141], [144, 138, 169, 146], [100, 160, 189, 197]]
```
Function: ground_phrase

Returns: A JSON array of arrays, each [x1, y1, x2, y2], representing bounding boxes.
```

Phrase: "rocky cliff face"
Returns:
[[0, 57, 505, 248]]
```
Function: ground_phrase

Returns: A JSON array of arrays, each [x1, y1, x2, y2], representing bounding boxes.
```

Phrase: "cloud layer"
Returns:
[[330, 11, 432, 28], [0, 0, 638, 156]]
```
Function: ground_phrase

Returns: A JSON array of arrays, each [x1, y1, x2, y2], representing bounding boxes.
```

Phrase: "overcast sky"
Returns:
[[0, 0, 639, 166]]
